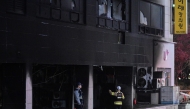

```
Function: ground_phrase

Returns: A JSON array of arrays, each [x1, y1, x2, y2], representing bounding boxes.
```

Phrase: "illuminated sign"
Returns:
[[174, 0, 187, 34]]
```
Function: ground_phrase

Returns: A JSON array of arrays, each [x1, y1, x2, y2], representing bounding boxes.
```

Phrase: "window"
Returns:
[[36, 0, 85, 24], [112, 0, 126, 20], [7, 0, 26, 15], [97, 0, 129, 31], [98, 0, 111, 18], [139, 0, 164, 36]]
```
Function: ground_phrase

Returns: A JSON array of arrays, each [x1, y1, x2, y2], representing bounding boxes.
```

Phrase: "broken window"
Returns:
[[61, 0, 80, 11], [36, 0, 85, 24], [98, 0, 112, 18], [139, 0, 163, 36], [139, 0, 163, 29], [140, 11, 147, 25], [113, 0, 126, 20], [97, 0, 129, 31], [98, 0, 126, 20], [6, 0, 26, 15]]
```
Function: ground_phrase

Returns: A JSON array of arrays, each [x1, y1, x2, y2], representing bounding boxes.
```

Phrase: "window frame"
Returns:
[[97, 0, 130, 32], [6, 0, 26, 15], [139, 0, 164, 37], [36, 0, 86, 24]]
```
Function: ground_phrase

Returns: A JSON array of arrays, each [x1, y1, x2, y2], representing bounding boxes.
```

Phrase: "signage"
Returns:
[[164, 49, 169, 61], [174, 0, 188, 34]]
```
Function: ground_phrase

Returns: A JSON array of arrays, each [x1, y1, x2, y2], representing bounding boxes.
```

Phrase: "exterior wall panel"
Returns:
[[154, 41, 175, 86], [0, 17, 154, 66]]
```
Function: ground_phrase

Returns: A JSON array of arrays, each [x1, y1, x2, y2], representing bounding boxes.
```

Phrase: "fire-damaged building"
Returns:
[[0, 0, 175, 109]]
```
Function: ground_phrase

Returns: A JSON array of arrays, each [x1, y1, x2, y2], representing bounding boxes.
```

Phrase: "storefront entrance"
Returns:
[[32, 64, 89, 109], [93, 66, 136, 109]]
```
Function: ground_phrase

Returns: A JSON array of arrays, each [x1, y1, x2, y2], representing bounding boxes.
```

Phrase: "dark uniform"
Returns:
[[74, 83, 83, 109]]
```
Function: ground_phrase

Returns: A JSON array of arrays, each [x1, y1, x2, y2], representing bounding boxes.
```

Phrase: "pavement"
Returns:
[[134, 104, 178, 109]]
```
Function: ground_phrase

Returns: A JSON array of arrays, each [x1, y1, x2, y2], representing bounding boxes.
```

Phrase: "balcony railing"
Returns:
[[139, 25, 163, 37]]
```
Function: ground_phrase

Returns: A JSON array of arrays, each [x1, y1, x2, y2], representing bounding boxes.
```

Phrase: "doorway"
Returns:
[[32, 64, 89, 109], [93, 66, 135, 109]]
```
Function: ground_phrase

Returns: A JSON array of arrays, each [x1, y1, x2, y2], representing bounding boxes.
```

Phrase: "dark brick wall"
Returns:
[[0, 0, 154, 67]]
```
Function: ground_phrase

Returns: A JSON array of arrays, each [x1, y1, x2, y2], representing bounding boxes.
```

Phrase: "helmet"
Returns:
[[117, 86, 121, 90], [77, 82, 83, 86], [77, 82, 82, 85]]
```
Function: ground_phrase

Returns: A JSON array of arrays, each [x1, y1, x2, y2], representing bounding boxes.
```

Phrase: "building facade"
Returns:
[[0, 0, 174, 109]]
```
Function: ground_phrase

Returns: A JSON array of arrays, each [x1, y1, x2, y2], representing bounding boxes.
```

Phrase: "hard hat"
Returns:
[[117, 86, 121, 90], [77, 82, 83, 86]]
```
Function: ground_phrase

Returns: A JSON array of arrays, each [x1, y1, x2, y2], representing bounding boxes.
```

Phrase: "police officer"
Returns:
[[109, 86, 125, 109], [74, 82, 84, 109]]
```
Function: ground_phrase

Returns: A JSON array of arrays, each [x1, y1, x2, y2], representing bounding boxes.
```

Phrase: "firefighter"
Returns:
[[74, 82, 84, 109], [109, 86, 125, 109]]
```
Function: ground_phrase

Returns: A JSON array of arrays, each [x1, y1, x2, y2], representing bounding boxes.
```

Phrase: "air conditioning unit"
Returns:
[[152, 78, 165, 89], [137, 67, 147, 88], [53, 91, 65, 99], [52, 100, 66, 108], [136, 67, 152, 89]]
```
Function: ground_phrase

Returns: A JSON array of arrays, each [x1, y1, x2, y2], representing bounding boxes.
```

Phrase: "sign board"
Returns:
[[174, 0, 188, 34]]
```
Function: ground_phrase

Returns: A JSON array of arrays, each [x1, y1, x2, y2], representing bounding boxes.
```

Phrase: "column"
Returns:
[[88, 65, 93, 109], [26, 63, 32, 109]]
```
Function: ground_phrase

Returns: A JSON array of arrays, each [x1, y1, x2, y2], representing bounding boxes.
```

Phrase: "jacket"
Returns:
[[74, 88, 83, 105], [109, 90, 125, 105]]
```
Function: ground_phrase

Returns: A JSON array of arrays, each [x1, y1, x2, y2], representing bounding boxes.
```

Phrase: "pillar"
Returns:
[[26, 63, 32, 109], [88, 65, 93, 109]]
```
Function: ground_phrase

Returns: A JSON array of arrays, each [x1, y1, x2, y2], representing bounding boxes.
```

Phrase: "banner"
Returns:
[[174, 0, 187, 34]]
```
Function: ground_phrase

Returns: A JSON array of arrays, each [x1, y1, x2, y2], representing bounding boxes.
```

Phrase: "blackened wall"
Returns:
[[1, 64, 26, 109], [0, 0, 154, 66]]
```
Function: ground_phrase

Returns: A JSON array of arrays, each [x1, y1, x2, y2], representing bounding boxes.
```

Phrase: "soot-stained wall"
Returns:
[[0, 0, 153, 66]]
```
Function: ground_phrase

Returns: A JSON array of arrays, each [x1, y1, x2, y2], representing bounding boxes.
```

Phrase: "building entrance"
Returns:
[[93, 66, 135, 109]]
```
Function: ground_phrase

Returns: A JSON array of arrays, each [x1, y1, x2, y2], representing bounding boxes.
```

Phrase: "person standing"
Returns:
[[109, 86, 125, 109], [74, 82, 84, 109]]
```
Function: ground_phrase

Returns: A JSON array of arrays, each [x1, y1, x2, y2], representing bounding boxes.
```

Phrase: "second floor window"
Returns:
[[7, 0, 26, 15], [139, 0, 164, 36], [97, 0, 130, 32], [36, 0, 85, 24], [98, 0, 126, 20]]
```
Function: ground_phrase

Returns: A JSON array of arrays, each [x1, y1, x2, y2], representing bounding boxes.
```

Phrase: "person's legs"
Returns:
[[75, 105, 80, 109], [76, 105, 83, 109], [115, 105, 122, 109], [115, 105, 118, 109]]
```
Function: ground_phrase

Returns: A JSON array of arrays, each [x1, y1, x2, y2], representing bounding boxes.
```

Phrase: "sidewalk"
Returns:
[[134, 104, 178, 109]]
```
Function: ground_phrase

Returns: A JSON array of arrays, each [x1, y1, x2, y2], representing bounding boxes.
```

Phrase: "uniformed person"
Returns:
[[74, 82, 84, 109], [109, 86, 125, 109]]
